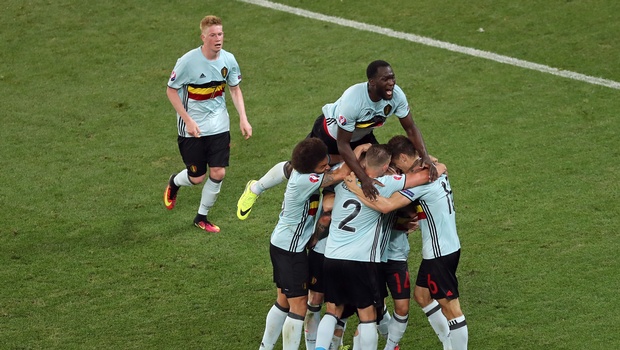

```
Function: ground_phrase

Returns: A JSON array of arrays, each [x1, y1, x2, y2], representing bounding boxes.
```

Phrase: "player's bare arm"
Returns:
[[403, 162, 447, 188], [344, 172, 410, 213], [337, 128, 381, 200], [167, 86, 201, 137], [228, 84, 252, 139], [399, 113, 438, 181]]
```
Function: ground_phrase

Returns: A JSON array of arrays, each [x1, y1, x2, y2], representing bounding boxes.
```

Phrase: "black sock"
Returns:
[[194, 214, 206, 223]]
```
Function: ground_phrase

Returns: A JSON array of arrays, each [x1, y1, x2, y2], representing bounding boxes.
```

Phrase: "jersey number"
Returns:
[[441, 180, 455, 214], [337, 199, 361, 233]]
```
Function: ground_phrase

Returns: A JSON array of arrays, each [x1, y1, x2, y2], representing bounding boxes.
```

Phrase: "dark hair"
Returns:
[[387, 135, 416, 158], [290, 138, 328, 174], [366, 60, 391, 79]]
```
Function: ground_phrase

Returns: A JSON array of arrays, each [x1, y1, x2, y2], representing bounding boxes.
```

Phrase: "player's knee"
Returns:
[[441, 299, 463, 320], [413, 290, 432, 307], [208, 167, 226, 180], [394, 303, 409, 317], [189, 174, 206, 184]]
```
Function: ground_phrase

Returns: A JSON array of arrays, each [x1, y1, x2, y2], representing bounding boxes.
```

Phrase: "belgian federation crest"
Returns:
[[383, 104, 392, 116], [221, 67, 228, 79]]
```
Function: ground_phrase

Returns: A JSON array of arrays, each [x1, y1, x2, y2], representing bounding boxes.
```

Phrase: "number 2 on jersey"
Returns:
[[337, 199, 361, 233]]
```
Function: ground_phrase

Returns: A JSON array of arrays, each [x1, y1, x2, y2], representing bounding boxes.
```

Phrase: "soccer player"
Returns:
[[314, 145, 440, 350], [259, 139, 364, 350], [383, 135, 453, 349], [344, 160, 468, 350], [163, 15, 252, 232], [237, 60, 437, 220]]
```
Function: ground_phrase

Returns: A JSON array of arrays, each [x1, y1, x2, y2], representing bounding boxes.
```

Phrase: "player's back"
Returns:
[[399, 175, 460, 259], [325, 174, 405, 262]]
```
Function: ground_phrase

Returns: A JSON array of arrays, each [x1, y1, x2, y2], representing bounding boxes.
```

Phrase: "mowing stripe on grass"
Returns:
[[238, 0, 620, 90]]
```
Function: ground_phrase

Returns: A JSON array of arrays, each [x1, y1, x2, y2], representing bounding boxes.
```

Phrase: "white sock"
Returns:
[[352, 331, 360, 349], [174, 169, 193, 187], [377, 306, 391, 339], [283, 313, 305, 350], [330, 317, 347, 349], [253, 161, 288, 195], [304, 304, 322, 350], [448, 315, 468, 350], [357, 322, 378, 350], [422, 300, 451, 345], [384, 312, 408, 350], [198, 177, 221, 216], [259, 303, 289, 350], [315, 313, 338, 350]]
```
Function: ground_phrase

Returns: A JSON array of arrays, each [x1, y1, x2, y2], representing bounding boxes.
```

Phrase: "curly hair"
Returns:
[[290, 138, 328, 174]]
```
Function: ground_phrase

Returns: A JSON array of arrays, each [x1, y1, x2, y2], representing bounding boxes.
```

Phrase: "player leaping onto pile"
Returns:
[[236, 60, 437, 221]]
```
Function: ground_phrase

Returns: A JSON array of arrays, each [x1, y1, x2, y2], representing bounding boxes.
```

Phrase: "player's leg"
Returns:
[[382, 260, 411, 350], [383, 298, 409, 350], [316, 256, 346, 350], [283, 295, 309, 350], [414, 286, 451, 349], [376, 302, 391, 339], [305, 248, 326, 350], [194, 133, 229, 232], [259, 290, 290, 350], [356, 305, 378, 350], [164, 136, 206, 210], [237, 161, 291, 220], [331, 317, 347, 349], [437, 297, 467, 350], [193, 166, 223, 232], [421, 250, 466, 350], [315, 303, 343, 350], [415, 257, 452, 349]]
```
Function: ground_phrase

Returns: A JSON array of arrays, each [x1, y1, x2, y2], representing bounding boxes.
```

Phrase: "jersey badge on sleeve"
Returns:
[[402, 189, 415, 197], [309, 174, 320, 183], [169, 71, 176, 82], [338, 115, 347, 126]]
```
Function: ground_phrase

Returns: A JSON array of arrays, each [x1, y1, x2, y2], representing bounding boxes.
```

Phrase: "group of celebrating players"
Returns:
[[163, 15, 468, 350]]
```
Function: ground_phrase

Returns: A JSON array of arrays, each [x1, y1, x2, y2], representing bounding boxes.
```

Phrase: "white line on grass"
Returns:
[[238, 0, 620, 90]]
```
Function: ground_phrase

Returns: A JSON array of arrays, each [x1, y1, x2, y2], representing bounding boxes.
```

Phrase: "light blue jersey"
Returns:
[[168, 47, 241, 137], [325, 174, 406, 262], [270, 170, 324, 253], [398, 175, 460, 259], [381, 213, 410, 262], [322, 82, 410, 142]]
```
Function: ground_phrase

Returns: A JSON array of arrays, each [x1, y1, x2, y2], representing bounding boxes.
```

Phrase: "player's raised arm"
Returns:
[[337, 128, 381, 200], [399, 113, 438, 181]]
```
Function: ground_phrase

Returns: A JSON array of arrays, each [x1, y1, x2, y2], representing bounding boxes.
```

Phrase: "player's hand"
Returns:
[[187, 120, 201, 137], [422, 155, 438, 181], [240, 120, 252, 140], [360, 176, 381, 201]]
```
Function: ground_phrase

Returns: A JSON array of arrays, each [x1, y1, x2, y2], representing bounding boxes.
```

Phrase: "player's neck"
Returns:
[[201, 46, 220, 61], [366, 167, 384, 179], [367, 83, 381, 102]]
